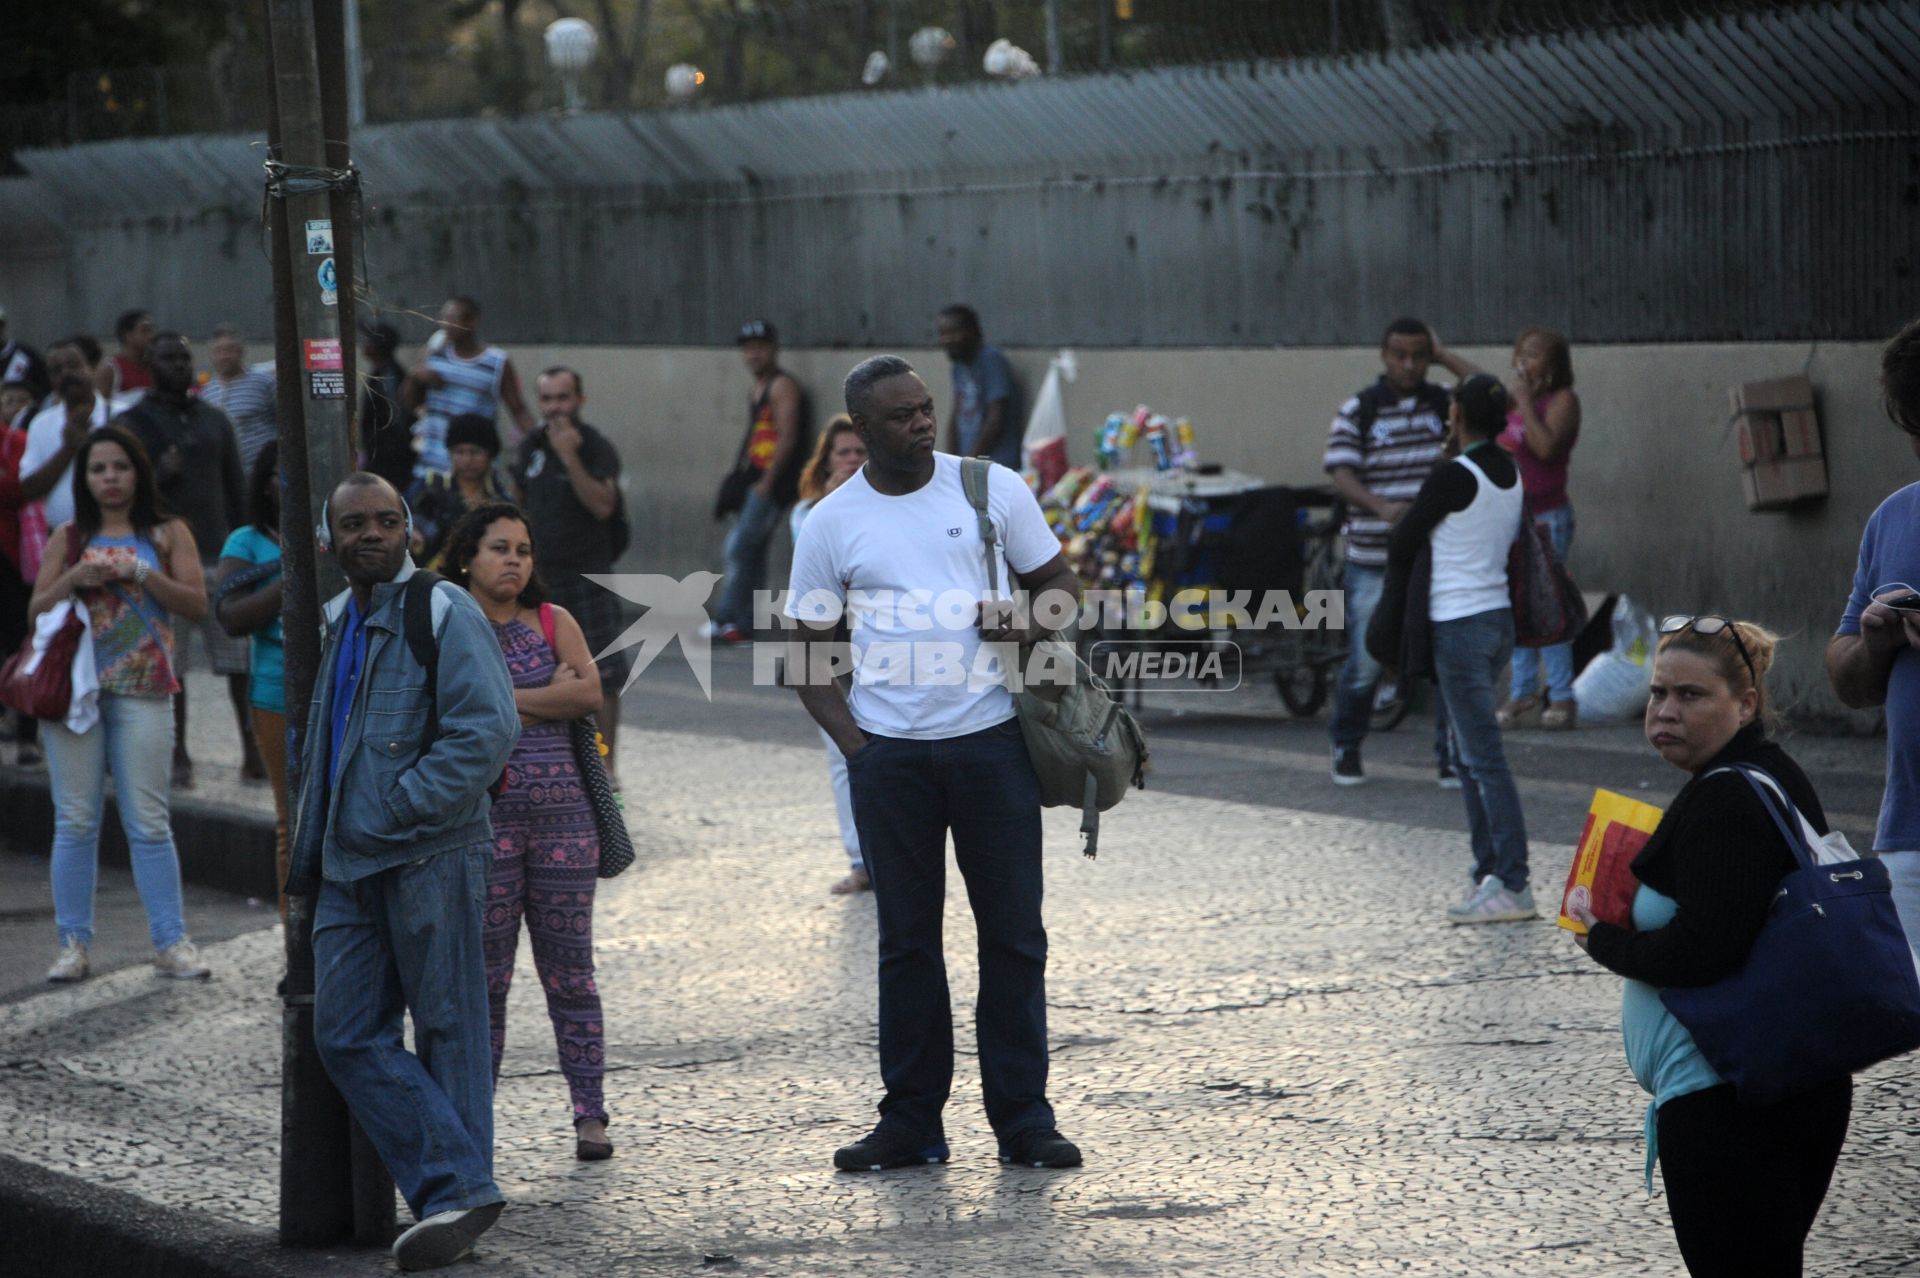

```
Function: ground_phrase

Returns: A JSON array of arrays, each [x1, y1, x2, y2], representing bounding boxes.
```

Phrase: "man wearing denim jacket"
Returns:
[[286, 473, 519, 1271]]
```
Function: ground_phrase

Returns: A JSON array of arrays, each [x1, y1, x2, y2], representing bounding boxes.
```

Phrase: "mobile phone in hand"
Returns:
[[1878, 591, 1920, 612]]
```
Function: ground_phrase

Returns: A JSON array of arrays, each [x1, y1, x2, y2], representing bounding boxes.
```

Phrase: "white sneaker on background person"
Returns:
[[47, 940, 89, 983]]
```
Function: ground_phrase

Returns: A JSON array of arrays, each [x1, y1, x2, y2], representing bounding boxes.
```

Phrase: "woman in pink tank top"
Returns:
[[1436, 328, 1583, 727]]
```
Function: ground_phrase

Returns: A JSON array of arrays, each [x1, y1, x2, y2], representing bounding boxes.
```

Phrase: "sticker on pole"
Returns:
[[317, 257, 338, 307], [303, 338, 342, 371], [305, 219, 334, 255], [305, 338, 346, 399]]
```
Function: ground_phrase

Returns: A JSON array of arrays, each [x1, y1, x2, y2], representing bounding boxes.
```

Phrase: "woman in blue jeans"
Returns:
[[1436, 329, 1583, 728], [28, 426, 211, 981], [1388, 375, 1534, 923]]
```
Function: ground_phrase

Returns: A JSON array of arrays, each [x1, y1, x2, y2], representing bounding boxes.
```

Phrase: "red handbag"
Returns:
[[0, 526, 89, 720]]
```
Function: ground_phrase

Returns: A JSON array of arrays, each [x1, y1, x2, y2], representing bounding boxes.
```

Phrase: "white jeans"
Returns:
[[1880, 850, 1920, 956]]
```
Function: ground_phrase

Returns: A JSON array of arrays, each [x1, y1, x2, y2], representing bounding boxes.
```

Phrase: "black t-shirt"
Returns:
[[511, 420, 621, 577], [116, 393, 246, 562]]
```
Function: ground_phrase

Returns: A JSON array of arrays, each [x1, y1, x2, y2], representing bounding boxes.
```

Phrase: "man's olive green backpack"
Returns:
[[961, 458, 1148, 857]]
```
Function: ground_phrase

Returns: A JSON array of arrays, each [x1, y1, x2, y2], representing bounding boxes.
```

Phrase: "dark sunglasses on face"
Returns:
[[1659, 615, 1756, 686]]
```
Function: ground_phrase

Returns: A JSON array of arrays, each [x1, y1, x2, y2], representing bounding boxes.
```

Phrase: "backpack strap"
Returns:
[[961, 458, 1001, 598], [1351, 384, 1380, 460], [403, 571, 443, 743]]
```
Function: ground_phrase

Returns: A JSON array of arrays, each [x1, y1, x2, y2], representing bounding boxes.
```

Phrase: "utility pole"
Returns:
[[263, 0, 392, 1247], [1044, 0, 1063, 75]]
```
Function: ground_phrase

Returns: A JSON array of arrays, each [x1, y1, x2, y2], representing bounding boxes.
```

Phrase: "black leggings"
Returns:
[[1656, 1079, 1852, 1277]]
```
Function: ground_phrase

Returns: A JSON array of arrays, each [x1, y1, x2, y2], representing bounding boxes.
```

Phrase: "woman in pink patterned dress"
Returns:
[[446, 502, 613, 1161]]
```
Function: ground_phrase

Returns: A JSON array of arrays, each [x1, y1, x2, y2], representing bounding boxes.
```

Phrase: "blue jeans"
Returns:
[[1879, 851, 1920, 959], [43, 693, 187, 950], [313, 844, 502, 1221], [1432, 609, 1531, 892], [818, 726, 863, 870], [714, 487, 782, 630], [847, 719, 1054, 1143], [1330, 562, 1452, 764], [1509, 504, 1576, 703]]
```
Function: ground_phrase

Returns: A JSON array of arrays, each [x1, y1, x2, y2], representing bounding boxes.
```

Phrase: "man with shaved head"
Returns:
[[285, 472, 520, 1270]]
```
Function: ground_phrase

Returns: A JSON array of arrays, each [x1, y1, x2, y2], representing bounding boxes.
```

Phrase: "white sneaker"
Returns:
[[393, 1201, 505, 1271], [153, 939, 211, 979], [47, 940, 90, 983], [697, 619, 718, 640], [1447, 876, 1537, 925]]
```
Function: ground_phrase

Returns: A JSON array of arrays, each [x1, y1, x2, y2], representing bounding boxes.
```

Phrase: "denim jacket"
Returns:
[[285, 559, 519, 893]]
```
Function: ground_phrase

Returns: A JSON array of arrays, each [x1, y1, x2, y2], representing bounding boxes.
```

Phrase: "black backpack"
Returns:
[[400, 571, 505, 800], [1350, 378, 1452, 459]]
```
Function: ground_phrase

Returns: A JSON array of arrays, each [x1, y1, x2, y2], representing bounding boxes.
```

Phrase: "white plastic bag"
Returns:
[[1022, 351, 1075, 489], [1573, 595, 1657, 722]]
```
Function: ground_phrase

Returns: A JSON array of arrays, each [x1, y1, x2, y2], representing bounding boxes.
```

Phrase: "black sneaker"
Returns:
[[1331, 746, 1366, 786], [1437, 761, 1462, 790], [998, 1128, 1083, 1169], [833, 1128, 950, 1172]]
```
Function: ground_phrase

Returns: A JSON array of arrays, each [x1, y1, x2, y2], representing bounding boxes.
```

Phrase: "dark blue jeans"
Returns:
[[847, 718, 1055, 1144], [714, 487, 782, 629], [1431, 608, 1531, 892], [313, 843, 501, 1221], [1329, 562, 1452, 764]]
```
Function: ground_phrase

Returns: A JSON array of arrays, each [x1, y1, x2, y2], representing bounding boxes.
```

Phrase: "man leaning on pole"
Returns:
[[283, 473, 519, 1272]]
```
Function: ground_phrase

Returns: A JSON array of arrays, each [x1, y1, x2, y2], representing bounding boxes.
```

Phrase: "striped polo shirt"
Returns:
[[418, 345, 509, 475], [1321, 379, 1450, 568], [200, 365, 278, 471]]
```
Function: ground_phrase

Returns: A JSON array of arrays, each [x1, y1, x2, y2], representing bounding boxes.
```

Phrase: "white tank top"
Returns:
[[1429, 451, 1523, 623]]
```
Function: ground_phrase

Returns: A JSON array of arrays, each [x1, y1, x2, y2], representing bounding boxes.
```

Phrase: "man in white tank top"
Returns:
[[1386, 374, 1534, 924], [402, 296, 535, 478]]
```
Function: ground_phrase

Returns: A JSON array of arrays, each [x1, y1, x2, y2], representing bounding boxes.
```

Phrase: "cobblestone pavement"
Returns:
[[3, 665, 1919, 1275]]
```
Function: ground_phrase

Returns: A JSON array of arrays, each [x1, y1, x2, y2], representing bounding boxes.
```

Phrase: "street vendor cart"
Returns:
[[1052, 464, 1353, 716]]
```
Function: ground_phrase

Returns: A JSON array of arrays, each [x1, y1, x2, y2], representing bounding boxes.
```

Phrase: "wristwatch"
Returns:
[[132, 559, 152, 587]]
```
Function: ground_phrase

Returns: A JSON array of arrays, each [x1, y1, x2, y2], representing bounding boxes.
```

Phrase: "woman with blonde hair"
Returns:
[[790, 414, 871, 893], [1568, 617, 1851, 1275]]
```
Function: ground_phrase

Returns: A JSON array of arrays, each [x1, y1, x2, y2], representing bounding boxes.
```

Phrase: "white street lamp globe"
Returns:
[[544, 18, 599, 73], [665, 63, 706, 99], [909, 26, 954, 69]]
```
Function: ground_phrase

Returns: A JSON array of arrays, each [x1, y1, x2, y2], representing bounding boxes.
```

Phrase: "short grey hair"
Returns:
[[844, 355, 916, 419]]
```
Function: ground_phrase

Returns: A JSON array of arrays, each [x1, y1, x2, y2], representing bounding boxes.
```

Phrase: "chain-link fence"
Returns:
[[0, 0, 1830, 156]]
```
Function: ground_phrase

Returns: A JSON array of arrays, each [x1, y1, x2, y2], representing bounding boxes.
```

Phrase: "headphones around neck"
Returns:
[[316, 488, 414, 551]]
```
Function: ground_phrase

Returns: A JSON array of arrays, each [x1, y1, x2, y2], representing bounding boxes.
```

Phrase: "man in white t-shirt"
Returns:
[[20, 338, 123, 528], [786, 355, 1084, 1174]]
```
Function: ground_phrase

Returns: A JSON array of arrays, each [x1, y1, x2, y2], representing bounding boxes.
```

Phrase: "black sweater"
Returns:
[[1585, 723, 1828, 988], [1385, 441, 1518, 574]]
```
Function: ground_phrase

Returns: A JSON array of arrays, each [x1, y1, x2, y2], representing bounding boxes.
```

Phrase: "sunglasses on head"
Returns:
[[1659, 615, 1756, 685]]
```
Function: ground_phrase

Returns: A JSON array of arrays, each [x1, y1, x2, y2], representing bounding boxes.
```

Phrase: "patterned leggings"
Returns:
[[483, 785, 608, 1127]]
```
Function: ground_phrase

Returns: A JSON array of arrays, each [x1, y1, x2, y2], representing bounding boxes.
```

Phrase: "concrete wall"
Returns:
[[475, 337, 1894, 726]]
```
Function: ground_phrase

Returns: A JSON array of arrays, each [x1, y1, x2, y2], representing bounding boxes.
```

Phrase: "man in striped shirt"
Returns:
[[200, 325, 277, 470], [1323, 316, 1456, 787], [403, 296, 535, 479]]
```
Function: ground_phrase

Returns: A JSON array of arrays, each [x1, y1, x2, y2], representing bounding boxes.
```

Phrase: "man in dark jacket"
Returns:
[[286, 473, 519, 1271], [116, 331, 253, 788]]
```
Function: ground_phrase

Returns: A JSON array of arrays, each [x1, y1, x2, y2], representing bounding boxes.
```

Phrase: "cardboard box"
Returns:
[[1730, 376, 1822, 455], [1741, 455, 1828, 510], [1731, 375, 1826, 509]]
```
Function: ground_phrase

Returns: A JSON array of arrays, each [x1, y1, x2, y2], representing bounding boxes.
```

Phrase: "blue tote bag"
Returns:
[[1661, 765, 1920, 1105]]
